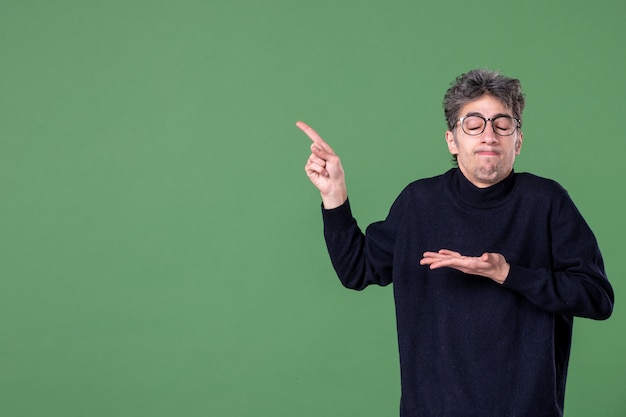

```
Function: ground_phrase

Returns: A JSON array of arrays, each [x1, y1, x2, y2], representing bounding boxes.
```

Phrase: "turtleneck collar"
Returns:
[[452, 168, 516, 208]]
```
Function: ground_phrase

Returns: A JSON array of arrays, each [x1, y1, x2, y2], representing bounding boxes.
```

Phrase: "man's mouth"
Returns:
[[476, 149, 499, 156]]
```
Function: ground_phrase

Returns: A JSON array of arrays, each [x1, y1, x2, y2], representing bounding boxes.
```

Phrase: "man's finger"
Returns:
[[421, 251, 445, 259], [296, 121, 332, 152], [438, 249, 462, 257], [421, 250, 461, 259]]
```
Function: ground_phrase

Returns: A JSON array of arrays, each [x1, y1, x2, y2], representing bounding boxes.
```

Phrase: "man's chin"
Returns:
[[475, 168, 502, 185]]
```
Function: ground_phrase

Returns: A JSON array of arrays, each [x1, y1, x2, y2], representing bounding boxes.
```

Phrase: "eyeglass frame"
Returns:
[[455, 114, 521, 136]]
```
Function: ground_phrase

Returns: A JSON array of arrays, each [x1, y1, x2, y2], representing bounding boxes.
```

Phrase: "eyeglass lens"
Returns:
[[462, 116, 517, 136]]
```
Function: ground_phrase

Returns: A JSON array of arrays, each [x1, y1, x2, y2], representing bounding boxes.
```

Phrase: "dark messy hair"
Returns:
[[443, 68, 526, 131]]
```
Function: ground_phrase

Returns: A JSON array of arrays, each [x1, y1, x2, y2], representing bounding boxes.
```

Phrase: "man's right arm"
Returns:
[[297, 121, 394, 290]]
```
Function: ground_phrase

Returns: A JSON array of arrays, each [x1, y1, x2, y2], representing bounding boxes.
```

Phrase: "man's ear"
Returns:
[[515, 131, 523, 155], [445, 131, 458, 155]]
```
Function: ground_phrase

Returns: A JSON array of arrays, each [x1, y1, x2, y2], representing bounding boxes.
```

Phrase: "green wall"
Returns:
[[1, 1, 624, 416]]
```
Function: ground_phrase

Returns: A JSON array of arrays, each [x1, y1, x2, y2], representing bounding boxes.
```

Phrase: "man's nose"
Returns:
[[481, 122, 498, 143]]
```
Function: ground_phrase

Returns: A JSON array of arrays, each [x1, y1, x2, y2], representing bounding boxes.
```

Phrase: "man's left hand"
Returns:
[[420, 249, 510, 284]]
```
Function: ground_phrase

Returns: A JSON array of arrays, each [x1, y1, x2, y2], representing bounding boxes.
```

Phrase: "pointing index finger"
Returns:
[[296, 121, 331, 150]]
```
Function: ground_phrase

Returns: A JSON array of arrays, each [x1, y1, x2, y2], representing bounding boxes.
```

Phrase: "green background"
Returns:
[[1, 0, 624, 416]]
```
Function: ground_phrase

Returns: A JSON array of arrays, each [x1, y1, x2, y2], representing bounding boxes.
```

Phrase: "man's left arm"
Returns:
[[420, 200, 614, 320]]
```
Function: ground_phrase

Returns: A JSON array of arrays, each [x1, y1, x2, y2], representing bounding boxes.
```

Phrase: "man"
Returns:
[[297, 68, 614, 417]]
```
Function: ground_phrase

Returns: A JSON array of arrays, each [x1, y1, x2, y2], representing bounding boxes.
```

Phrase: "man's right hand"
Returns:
[[297, 121, 348, 209]]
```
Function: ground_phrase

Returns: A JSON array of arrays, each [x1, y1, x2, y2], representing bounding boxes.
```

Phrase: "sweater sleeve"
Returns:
[[503, 191, 614, 320], [321, 198, 398, 290]]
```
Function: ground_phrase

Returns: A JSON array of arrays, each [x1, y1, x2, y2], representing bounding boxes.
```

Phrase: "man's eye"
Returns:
[[465, 122, 483, 130]]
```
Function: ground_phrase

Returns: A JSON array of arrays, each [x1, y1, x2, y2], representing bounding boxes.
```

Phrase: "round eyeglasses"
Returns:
[[456, 115, 520, 136]]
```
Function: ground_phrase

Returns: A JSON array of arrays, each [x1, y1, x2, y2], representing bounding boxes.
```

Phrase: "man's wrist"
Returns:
[[321, 195, 347, 209], [321, 190, 348, 209], [494, 262, 511, 284]]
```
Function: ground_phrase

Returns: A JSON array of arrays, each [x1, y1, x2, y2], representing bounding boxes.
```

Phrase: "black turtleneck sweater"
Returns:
[[321, 168, 613, 417]]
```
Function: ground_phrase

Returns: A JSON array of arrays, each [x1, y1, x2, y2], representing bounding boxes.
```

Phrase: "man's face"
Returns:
[[445, 95, 523, 188]]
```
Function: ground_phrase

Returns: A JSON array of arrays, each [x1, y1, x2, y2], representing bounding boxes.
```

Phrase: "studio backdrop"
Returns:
[[1, 1, 624, 416]]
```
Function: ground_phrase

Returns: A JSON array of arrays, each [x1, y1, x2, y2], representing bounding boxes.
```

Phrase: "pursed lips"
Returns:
[[475, 148, 500, 156]]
